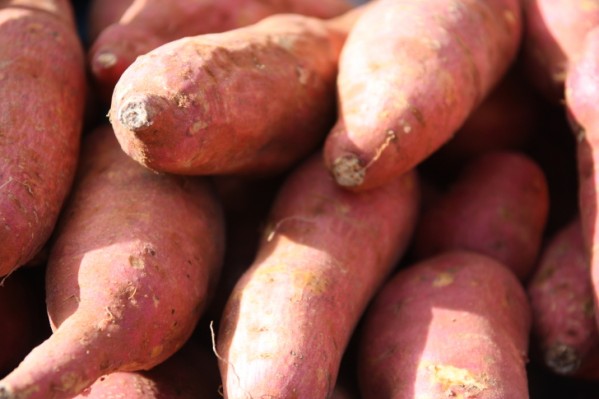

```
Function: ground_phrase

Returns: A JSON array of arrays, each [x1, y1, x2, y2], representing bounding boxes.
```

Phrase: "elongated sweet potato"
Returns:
[[528, 217, 599, 377], [0, 125, 225, 399], [109, 9, 362, 176], [358, 250, 531, 398], [90, 0, 352, 101], [216, 153, 420, 399], [566, 26, 599, 335], [323, 0, 522, 191], [0, 0, 86, 277], [521, 0, 599, 103], [413, 151, 549, 280]]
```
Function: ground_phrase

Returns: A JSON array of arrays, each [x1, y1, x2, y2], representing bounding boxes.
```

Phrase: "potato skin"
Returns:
[[423, 70, 540, 175], [110, 13, 347, 177], [217, 153, 420, 399], [566, 27, 599, 336], [323, 0, 522, 191], [412, 151, 549, 280], [89, 0, 352, 101], [86, 0, 134, 42], [358, 250, 531, 399], [528, 218, 599, 377], [0, 126, 225, 399], [521, 0, 599, 103], [0, 0, 86, 277]]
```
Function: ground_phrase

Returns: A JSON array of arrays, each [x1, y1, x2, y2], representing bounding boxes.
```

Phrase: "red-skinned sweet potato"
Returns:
[[0, 125, 225, 399], [413, 151, 549, 280], [521, 0, 599, 103], [109, 9, 363, 177], [0, 0, 86, 277], [216, 153, 420, 399], [89, 0, 353, 101], [204, 175, 282, 323], [358, 250, 531, 398], [528, 217, 599, 377], [566, 26, 599, 335], [323, 0, 522, 191]]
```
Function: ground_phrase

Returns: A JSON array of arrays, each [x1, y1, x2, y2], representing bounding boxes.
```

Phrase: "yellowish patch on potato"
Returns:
[[433, 272, 455, 287], [60, 371, 89, 395], [437, 69, 457, 107], [293, 269, 329, 296], [150, 345, 164, 358], [502, 10, 516, 26], [425, 363, 489, 398], [128, 255, 145, 270], [256, 262, 329, 300], [581, 0, 599, 11], [189, 120, 208, 134]]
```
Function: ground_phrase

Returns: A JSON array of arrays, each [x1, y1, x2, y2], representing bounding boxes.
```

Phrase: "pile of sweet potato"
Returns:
[[3, 0, 599, 397]]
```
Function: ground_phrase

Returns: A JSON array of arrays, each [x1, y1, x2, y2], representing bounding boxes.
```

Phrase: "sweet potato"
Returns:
[[565, 27, 599, 334], [89, 0, 353, 101], [86, 0, 134, 43], [204, 175, 282, 323], [412, 151, 549, 280], [358, 250, 531, 398], [0, 125, 225, 399], [521, 0, 599, 103], [0, 0, 86, 277], [109, 9, 362, 176], [216, 153, 420, 399], [527, 217, 599, 377], [322, 0, 522, 191]]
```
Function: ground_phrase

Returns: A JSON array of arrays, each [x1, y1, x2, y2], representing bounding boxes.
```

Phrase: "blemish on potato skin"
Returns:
[[425, 363, 492, 397], [433, 272, 455, 287], [128, 255, 145, 269], [150, 345, 164, 358]]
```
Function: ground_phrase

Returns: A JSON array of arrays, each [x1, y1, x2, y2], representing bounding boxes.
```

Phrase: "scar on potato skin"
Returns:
[[117, 94, 164, 132], [332, 129, 397, 187], [425, 363, 492, 397]]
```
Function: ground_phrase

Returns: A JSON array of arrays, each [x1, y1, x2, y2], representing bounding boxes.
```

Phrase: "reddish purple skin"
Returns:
[[358, 250, 531, 399], [412, 150, 549, 281], [0, 126, 225, 399], [217, 153, 420, 399], [0, 0, 86, 277], [528, 218, 599, 377], [425, 70, 540, 173], [566, 27, 599, 336], [110, 13, 350, 177], [521, 0, 599, 103], [89, 0, 352, 101], [323, 0, 522, 191]]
